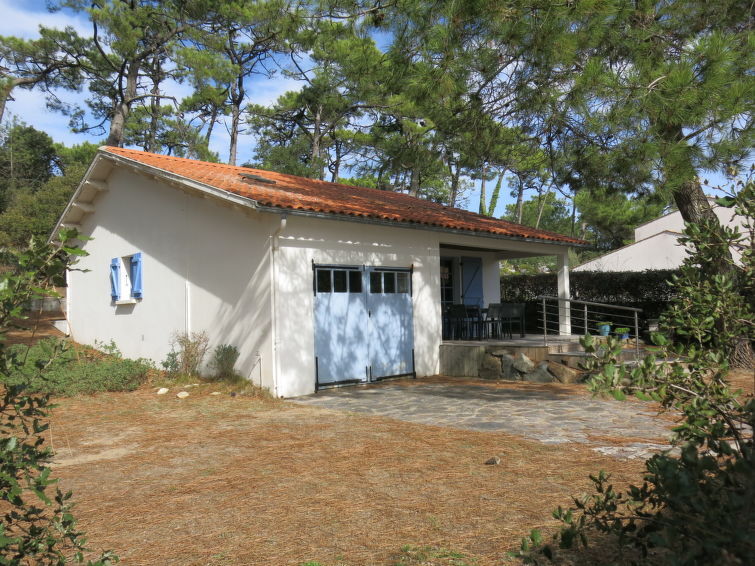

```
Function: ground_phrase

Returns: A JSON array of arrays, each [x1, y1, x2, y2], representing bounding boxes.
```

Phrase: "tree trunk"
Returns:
[[205, 105, 218, 142], [535, 184, 552, 229], [409, 167, 420, 197], [311, 105, 324, 180], [514, 176, 525, 223], [106, 63, 140, 147], [489, 171, 505, 218], [479, 163, 488, 215], [228, 75, 244, 166], [106, 102, 129, 147], [0, 86, 10, 125], [447, 157, 460, 207]]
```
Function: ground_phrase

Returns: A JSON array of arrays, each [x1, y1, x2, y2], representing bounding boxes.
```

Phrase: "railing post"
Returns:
[[634, 310, 640, 359], [542, 296, 547, 346], [583, 304, 588, 335]]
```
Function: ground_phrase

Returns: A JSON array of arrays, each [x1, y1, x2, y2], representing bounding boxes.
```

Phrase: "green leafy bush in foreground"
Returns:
[[515, 182, 754, 564], [1, 230, 116, 564], [2, 338, 151, 396]]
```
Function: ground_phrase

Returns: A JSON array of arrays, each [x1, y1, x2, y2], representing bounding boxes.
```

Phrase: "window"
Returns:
[[315, 267, 362, 294], [370, 270, 411, 295], [110, 252, 143, 303]]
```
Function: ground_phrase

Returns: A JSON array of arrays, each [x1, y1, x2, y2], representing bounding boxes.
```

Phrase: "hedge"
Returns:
[[500, 269, 679, 333]]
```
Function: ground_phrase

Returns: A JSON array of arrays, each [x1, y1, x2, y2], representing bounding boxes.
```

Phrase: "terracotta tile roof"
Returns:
[[102, 147, 586, 246]]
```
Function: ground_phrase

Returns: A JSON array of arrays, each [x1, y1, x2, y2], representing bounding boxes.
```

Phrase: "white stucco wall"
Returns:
[[573, 231, 688, 272], [68, 167, 277, 389], [69, 161, 577, 398], [272, 216, 442, 397], [634, 204, 743, 241], [579, 203, 747, 273]]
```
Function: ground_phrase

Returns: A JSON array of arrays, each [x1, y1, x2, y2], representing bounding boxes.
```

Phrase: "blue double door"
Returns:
[[313, 265, 414, 387]]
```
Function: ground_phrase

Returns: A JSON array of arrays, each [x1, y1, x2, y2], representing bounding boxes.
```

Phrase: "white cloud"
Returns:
[[4, 87, 99, 146], [0, 1, 91, 39]]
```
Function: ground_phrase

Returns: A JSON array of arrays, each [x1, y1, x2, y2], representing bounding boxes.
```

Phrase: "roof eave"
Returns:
[[254, 204, 589, 248], [101, 149, 258, 210]]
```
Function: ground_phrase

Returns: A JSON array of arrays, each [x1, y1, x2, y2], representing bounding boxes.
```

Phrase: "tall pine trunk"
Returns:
[[106, 63, 140, 147], [228, 75, 244, 166]]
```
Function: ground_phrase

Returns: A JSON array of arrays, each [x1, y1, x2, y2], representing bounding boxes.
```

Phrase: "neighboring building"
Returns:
[[574, 201, 745, 272], [54, 147, 586, 397]]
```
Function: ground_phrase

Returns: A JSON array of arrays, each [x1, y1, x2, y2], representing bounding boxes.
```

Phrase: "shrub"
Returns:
[[516, 183, 755, 564], [0, 230, 116, 564], [501, 269, 678, 332], [209, 344, 240, 380], [163, 331, 209, 377], [3, 339, 151, 396]]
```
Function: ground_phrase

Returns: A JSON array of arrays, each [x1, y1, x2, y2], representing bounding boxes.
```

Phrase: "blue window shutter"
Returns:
[[110, 258, 121, 300], [131, 252, 143, 298]]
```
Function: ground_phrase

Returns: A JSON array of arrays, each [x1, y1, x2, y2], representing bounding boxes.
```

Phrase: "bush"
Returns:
[[3, 339, 151, 396], [0, 230, 116, 564], [516, 183, 755, 564], [501, 269, 678, 331], [163, 331, 209, 378], [209, 344, 240, 380]]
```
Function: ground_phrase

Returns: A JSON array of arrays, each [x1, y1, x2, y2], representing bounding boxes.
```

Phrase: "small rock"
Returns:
[[478, 353, 502, 379], [522, 362, 556, 383], [500, 353, 518, 380], [484, 456, 501, 465], [185, 383, 200, 388], [156, 387, 169, 395], [512, 352, 535, 373], [547, 361, 584, 384], [210, 391, 221, 396], [176, 391, 190, 399]]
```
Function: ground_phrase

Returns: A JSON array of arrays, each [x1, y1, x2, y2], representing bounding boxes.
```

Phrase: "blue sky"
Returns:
[[1, 1, 735, 216]]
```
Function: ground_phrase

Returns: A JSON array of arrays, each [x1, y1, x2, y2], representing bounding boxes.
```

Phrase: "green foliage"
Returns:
[[163, 331, 209, 378], [0, 230, 116, 564], [2, 339, 151, 397], [0, 123, 97, 248], [0, 26, 87, 123], [500, 270, 678, 329], [519, 186, 755, 564], [574, 189, 668, 251], [393, 545, 476, 566], [208, 344, 240, 380]]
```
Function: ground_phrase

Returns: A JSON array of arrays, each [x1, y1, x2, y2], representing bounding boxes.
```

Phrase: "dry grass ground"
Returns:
[[9, 315, 751, 564], [48, 386, 648, 566]]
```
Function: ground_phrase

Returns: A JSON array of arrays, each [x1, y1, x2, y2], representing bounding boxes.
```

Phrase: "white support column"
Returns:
[[557, 252, 571, 335]]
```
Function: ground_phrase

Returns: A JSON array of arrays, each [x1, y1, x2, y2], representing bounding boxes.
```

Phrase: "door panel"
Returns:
[[368, 268, 414, 379], [313, 265, 415, 386], [313, 267, 369, 385]]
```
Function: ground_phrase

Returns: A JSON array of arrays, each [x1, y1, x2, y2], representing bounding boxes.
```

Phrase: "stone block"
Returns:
[[522, 362, 556, 383], [499, 353, 518, 380], [547, 361, 584, 384], [478, 354, 502, 379], [512, 352, 535, 373]]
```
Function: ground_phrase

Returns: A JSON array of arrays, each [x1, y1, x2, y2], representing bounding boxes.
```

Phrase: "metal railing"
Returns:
[[538, 295, 643, 357]]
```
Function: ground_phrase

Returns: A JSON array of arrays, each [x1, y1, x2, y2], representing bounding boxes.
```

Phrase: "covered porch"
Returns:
[[438, 238, 574, 341]]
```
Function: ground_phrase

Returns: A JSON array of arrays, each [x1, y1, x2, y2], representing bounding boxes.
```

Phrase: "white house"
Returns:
[[54, 147, 586, 397], [574, 201, 745, 272]]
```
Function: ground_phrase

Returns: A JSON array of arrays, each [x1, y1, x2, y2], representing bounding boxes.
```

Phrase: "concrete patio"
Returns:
[[291, 377, 675, 460]]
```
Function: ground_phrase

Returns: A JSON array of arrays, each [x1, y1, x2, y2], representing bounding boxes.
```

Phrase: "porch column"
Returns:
[[557, 251, 571, 335]]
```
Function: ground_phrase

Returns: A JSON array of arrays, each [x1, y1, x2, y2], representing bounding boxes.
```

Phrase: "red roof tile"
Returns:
[[102, 147, 586, 246]]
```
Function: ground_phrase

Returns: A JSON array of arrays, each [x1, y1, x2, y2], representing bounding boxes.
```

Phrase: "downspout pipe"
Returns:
[[270, 213, 288, 397]]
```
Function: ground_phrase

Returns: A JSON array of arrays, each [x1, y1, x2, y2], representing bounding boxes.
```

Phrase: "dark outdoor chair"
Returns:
[[445, 304, 469, 340], [483, 303, 507, 339], [500, 303, 526, 338]]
